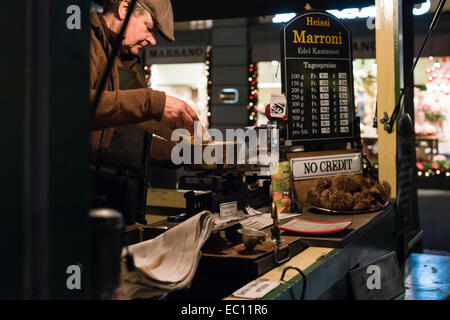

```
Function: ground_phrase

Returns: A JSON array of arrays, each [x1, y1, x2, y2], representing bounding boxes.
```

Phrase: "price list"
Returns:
[[287, 64, 353, 140], [281, 11, 355, 143]]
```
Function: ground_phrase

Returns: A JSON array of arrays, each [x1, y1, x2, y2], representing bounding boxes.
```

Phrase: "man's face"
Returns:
[[122, 10, 157, 55]]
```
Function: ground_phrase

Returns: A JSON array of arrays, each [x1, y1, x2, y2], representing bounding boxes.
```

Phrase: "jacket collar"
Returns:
[[91, 11, 113, 56], [91, 11, 146, 87]]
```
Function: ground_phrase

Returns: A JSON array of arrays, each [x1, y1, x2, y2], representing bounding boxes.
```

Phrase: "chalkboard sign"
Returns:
[[281, 11, 356, 144], [396, 113, 415, 234]]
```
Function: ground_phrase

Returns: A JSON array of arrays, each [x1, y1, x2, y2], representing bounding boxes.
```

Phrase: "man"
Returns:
[[90, 0, 196, 149], [90, 0, 192, 224]]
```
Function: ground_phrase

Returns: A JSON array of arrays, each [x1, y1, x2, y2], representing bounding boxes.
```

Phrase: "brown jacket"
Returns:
[[90, 11, 166, 153]]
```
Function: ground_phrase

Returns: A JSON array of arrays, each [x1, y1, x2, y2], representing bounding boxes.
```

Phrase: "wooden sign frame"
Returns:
[[280, 10, 356, 146]]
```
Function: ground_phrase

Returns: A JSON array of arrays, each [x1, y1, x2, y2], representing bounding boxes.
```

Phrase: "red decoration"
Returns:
[[265, 104, 272, 120], [416, 162, 424, 171], [247, 63, 259, 125], [432, 163, 440, 170], [282, 115, 288, 121]]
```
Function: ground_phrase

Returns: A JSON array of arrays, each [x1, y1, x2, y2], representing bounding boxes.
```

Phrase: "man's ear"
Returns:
[[117, 0, 130, 21]]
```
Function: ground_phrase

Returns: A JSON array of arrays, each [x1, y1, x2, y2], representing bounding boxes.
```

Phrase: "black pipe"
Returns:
[[385, 0, 447, 133]]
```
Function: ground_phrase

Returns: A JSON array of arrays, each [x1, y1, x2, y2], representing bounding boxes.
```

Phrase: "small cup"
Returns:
[[238, 228, 266, 252]]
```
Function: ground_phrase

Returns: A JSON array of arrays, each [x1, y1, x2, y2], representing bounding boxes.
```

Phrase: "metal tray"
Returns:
[[309, 202, 389, 215]]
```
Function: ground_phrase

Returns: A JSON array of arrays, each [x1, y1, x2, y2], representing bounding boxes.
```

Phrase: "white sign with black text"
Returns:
[[290, 153, 362, 180], [270, 94, 287, 118], [219, 201, 238, 220], [232, 279, 280, 299]]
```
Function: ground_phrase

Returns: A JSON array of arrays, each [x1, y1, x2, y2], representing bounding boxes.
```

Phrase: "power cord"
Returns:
[[91, 0, 138, 115], [90, 0, 138, 206], [280, 266, 307, 300]]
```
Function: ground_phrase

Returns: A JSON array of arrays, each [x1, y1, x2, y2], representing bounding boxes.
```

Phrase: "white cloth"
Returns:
[[120, 211, 214, 299]]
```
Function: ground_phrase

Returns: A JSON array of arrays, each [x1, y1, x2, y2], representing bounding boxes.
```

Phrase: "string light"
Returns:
[[247, 62, 258, 125], [416, 159, 450, 178], [144, 65, 152, 86], [205, 46, 212, 125]]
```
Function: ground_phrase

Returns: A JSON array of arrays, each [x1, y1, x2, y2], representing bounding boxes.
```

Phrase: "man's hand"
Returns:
[[160, 95, 199, 135]]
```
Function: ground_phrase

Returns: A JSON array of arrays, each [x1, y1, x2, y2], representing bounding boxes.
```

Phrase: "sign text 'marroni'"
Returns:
[[292, 30, 343, 45]]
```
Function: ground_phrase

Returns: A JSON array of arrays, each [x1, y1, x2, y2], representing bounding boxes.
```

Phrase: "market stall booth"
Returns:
[[3, 0, 440, 300], [119, 2, 429, 300]]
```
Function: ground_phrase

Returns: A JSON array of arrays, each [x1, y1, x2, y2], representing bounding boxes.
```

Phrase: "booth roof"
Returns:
[[93, 0, 427, 22]]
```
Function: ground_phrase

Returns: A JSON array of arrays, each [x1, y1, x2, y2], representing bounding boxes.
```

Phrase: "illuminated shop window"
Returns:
[[150, 63, 210, 127]]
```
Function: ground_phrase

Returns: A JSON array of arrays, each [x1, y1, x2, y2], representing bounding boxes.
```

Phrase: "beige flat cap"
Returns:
[[137, 0, 175, 41]]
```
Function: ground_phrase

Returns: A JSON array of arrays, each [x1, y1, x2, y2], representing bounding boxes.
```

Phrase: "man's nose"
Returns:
[[146, 33, 157, 46]]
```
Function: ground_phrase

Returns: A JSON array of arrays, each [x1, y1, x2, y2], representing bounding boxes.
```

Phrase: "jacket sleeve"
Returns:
[[90, 87, 166, 130], [89, 42, 166, 130], [137, 119, 174, 141]]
